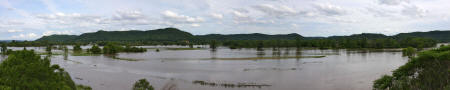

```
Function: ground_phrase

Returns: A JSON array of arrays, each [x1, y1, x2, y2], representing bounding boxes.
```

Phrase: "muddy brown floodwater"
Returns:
[[0, 46, 408, 90]]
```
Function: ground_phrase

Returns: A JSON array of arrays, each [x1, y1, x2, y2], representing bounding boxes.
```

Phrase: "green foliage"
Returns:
[[0, 50, 78, 89], [373, 75, 393, 89], [73, 44, 82, 52], [89, 45, 102, 54], [373, 45, 450, 90], [76, 84, 92, 90], [1, 44, 6, 55], [46, 45, 52, 55], [132, 79, 154, 90], [402, 47, 416, 58], [210, 40, 217, 50], [123, 45, 146, 52], [103, 43, 121, 54]]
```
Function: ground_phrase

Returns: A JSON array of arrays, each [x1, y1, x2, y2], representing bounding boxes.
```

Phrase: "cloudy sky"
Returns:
[[1, 0, 450, 40]]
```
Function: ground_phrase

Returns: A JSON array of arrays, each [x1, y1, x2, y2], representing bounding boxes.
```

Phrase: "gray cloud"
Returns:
[[402, 5, 427, 18], [252, 4, 298, 18], [378, 0, 409, 5]]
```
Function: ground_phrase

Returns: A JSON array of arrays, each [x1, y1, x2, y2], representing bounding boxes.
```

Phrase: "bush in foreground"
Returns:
[[0, 50, 77, 89]]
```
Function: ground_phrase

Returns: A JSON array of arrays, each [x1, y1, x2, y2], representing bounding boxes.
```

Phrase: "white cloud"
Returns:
[[314, 3, 346, 16], [42, 30, 73, 36], [11, 33, 38, 39], [161, 10, 204, 23], [191, 23, 200, 27], [210, 13, 223, 19], [7, 29, 23, 33]]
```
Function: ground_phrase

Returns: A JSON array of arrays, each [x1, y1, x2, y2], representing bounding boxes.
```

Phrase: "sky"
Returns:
[[1, 0, 450, 40]]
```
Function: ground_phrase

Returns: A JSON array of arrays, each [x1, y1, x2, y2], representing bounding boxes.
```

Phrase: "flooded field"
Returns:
[[0, 46, 408, 90]]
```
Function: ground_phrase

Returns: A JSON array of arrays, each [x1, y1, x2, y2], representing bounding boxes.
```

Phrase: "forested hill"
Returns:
[[394, 30, 450, 42], [35, 28, 305, 42], [36, 28, 196, 42], [35, 28, 450, 42], [196, 33, 303, 41], [37, 35, 78, 42], [327, 33, 388, 39]]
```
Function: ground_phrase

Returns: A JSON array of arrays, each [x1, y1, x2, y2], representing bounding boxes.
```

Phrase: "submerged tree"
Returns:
[[210, 40, 217, 51], [1, 44, 6, 55], [132, 79, 154, 90], [90, 45, 102, 54], [402, 47, 416, 58], [46, 45, 52, 55], [63, 46, 69, 60], [73, 44, 82, 53]]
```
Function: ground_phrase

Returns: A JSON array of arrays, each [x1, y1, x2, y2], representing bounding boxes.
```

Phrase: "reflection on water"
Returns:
[[1, 46, 408, 90]]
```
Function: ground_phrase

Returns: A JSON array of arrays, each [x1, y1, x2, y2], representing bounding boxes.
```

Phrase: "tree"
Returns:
[[256, 41, 264, 51], [90, 45, 101, 54], [0, 50, 78, 89], [1, 44, 6, 55], [132, 79, 154, 90], [46, 45, 52, 55], [402, 47, 416, 58], [210, 40, 217, 50], [63, 46, 69, 60], [73, 44, 82, 52]]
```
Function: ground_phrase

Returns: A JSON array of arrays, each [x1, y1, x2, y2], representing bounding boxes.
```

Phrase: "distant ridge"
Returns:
[[394, 30, 450, 42], [36, 28, 450, 42], [196, 33, 303, 40]]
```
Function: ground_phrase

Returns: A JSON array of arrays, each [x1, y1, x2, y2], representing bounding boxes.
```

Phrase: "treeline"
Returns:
[[373, 45, 450, 90], [221, 37, 436, 49], [84, 43, 147, 54]]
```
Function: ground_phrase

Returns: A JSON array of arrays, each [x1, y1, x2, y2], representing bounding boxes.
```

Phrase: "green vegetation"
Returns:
[[46, 45, 52, 55], [210, 40, 217, 50], [0, 50, 88, 89], [76, 84, 92, 90], [402, 47, 416, 58], [89, 45, 102, 54], [36, 28, 195, 43], [373, 45, 450, 90], [73, 44, 82, 52], [103, 43, 121, 54], [197, 33, 303, 41], [123, 45, 147, 52], [0, 28, 440, 50], [395, 30, 450, 42], [1, 44, 6, 55], [132, 79, 154, 90]]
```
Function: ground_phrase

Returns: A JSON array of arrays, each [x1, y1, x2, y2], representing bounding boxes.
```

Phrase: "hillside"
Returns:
[[196, 33, 303, 41], [36, 28, 196, 42], [37, 35, 78, 42], [35, 28, 305, 42], [35, 28, 450, 43], [328, 33, 388, 39], [394, 30, 450, 42]]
